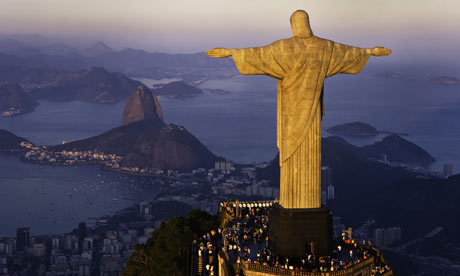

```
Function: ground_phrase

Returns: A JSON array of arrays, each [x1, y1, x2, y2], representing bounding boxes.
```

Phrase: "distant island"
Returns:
[[373, 71, 401, 78], [152, 81, 203, 99], [326, 122, 408, 137], [431, 76, 460, 85], [0, 82, 38, 116], [203, 88, 231, 95]]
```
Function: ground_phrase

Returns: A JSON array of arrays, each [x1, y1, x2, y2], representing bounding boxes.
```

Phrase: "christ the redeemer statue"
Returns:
[[207, 10, 391, 209]]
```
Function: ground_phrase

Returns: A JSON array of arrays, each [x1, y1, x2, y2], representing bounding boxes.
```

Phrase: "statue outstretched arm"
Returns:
[[206, 45, 285, 78], [367, 46, 392, 56], [206, 48, 234, 58], [327, 44, 391, 77]]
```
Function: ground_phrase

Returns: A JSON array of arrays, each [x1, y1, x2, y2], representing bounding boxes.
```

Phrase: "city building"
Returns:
[[16, 227, 30, 251], [321, 166, 332, 204], [214, 161, 235, 173], [327, 185, 335, 200], [78, 222, 87, 253], [139, 201, 152, 217], [443, 163, 453, 178]]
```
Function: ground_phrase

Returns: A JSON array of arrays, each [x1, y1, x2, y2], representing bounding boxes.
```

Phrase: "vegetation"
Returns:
[[122, 209, 218, 276]]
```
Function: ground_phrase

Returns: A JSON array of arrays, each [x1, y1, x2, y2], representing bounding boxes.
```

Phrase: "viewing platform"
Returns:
[[193, 200, 394, 276]]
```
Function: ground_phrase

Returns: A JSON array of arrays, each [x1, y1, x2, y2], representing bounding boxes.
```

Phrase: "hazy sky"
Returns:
[[1, 0, 460, 59]]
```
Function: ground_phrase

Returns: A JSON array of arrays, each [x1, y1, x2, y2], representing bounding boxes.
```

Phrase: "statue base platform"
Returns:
[[268, 204, 333, 258]]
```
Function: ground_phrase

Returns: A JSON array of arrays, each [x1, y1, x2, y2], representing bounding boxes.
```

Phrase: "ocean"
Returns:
[[1, 63, 459, 235]]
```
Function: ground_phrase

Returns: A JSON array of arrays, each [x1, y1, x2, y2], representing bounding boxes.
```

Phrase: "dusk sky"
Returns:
[[1, 0, 460, 63]]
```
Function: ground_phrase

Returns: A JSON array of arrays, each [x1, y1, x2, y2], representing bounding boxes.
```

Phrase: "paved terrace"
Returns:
[[192, 201, 394, 276]]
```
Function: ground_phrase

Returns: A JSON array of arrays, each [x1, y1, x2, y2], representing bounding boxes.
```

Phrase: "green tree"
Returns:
[[122, 209, 217, 276]]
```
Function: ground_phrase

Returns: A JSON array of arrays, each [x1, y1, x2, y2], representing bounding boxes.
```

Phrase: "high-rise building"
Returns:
[[374, 227, 402, 248], [374, 228, 386, 248], [78, 222, 86, 253], [139, 201, 152, 216], [443, 163, 453, 178], [214, 161, 235, 172], [16, 228, 30, 251], [388, 227, 402, 243], [51, 237, 60, 250], [321, 166, 332, 204], [327, 185, 335, 200], [32, 243, 46, 257], [321, 166, 332, 191]]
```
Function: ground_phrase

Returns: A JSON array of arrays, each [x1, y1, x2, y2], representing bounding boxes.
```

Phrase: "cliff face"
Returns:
[[0, 82, 38, 115], [121, 85, 163, 126]]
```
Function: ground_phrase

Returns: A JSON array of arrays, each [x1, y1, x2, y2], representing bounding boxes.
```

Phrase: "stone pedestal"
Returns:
[[268, 204, 333, 258]]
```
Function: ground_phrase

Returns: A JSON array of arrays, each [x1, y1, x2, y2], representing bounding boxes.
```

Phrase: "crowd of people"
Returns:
[[193, 229, 220, 276], [192, 200, 392, 276]]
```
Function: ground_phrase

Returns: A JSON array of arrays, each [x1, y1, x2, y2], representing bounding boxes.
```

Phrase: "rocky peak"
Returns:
[[82, 42, 114, 57], [121, 85, 163, 126]]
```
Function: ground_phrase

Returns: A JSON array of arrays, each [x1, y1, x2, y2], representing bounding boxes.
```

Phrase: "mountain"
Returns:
[[79, 42, 114, 57], [152, 81, 203, 98], [257, 135, 437, 242], [29, 67, 142, 104], [359, 134, 435, 166], [50, 86, 217, 170], [257, 135, 433, 186], [0, 82, 39, 116], [0, 129, 31, 151], [327, 122, 379, 136], [51, 120, 217, 170], [0, 65, 67, 91], [36, 42, 78, 56], [327, 122, 409, 137], [121, 85, 163, 126], [0, 42, 236, 83], [0, 39, 39, 57]]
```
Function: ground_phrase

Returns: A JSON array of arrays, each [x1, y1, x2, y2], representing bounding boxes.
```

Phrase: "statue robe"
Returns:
[[232, 36, 370, 209]]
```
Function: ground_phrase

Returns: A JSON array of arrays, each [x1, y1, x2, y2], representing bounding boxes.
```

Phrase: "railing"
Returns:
[[378, 269, 394, 276], [219, 200, 275, 227], [238, 256, 375, 276]]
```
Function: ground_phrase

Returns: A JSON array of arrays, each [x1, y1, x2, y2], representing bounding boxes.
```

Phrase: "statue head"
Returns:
[[290, 10, 313, 38]]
